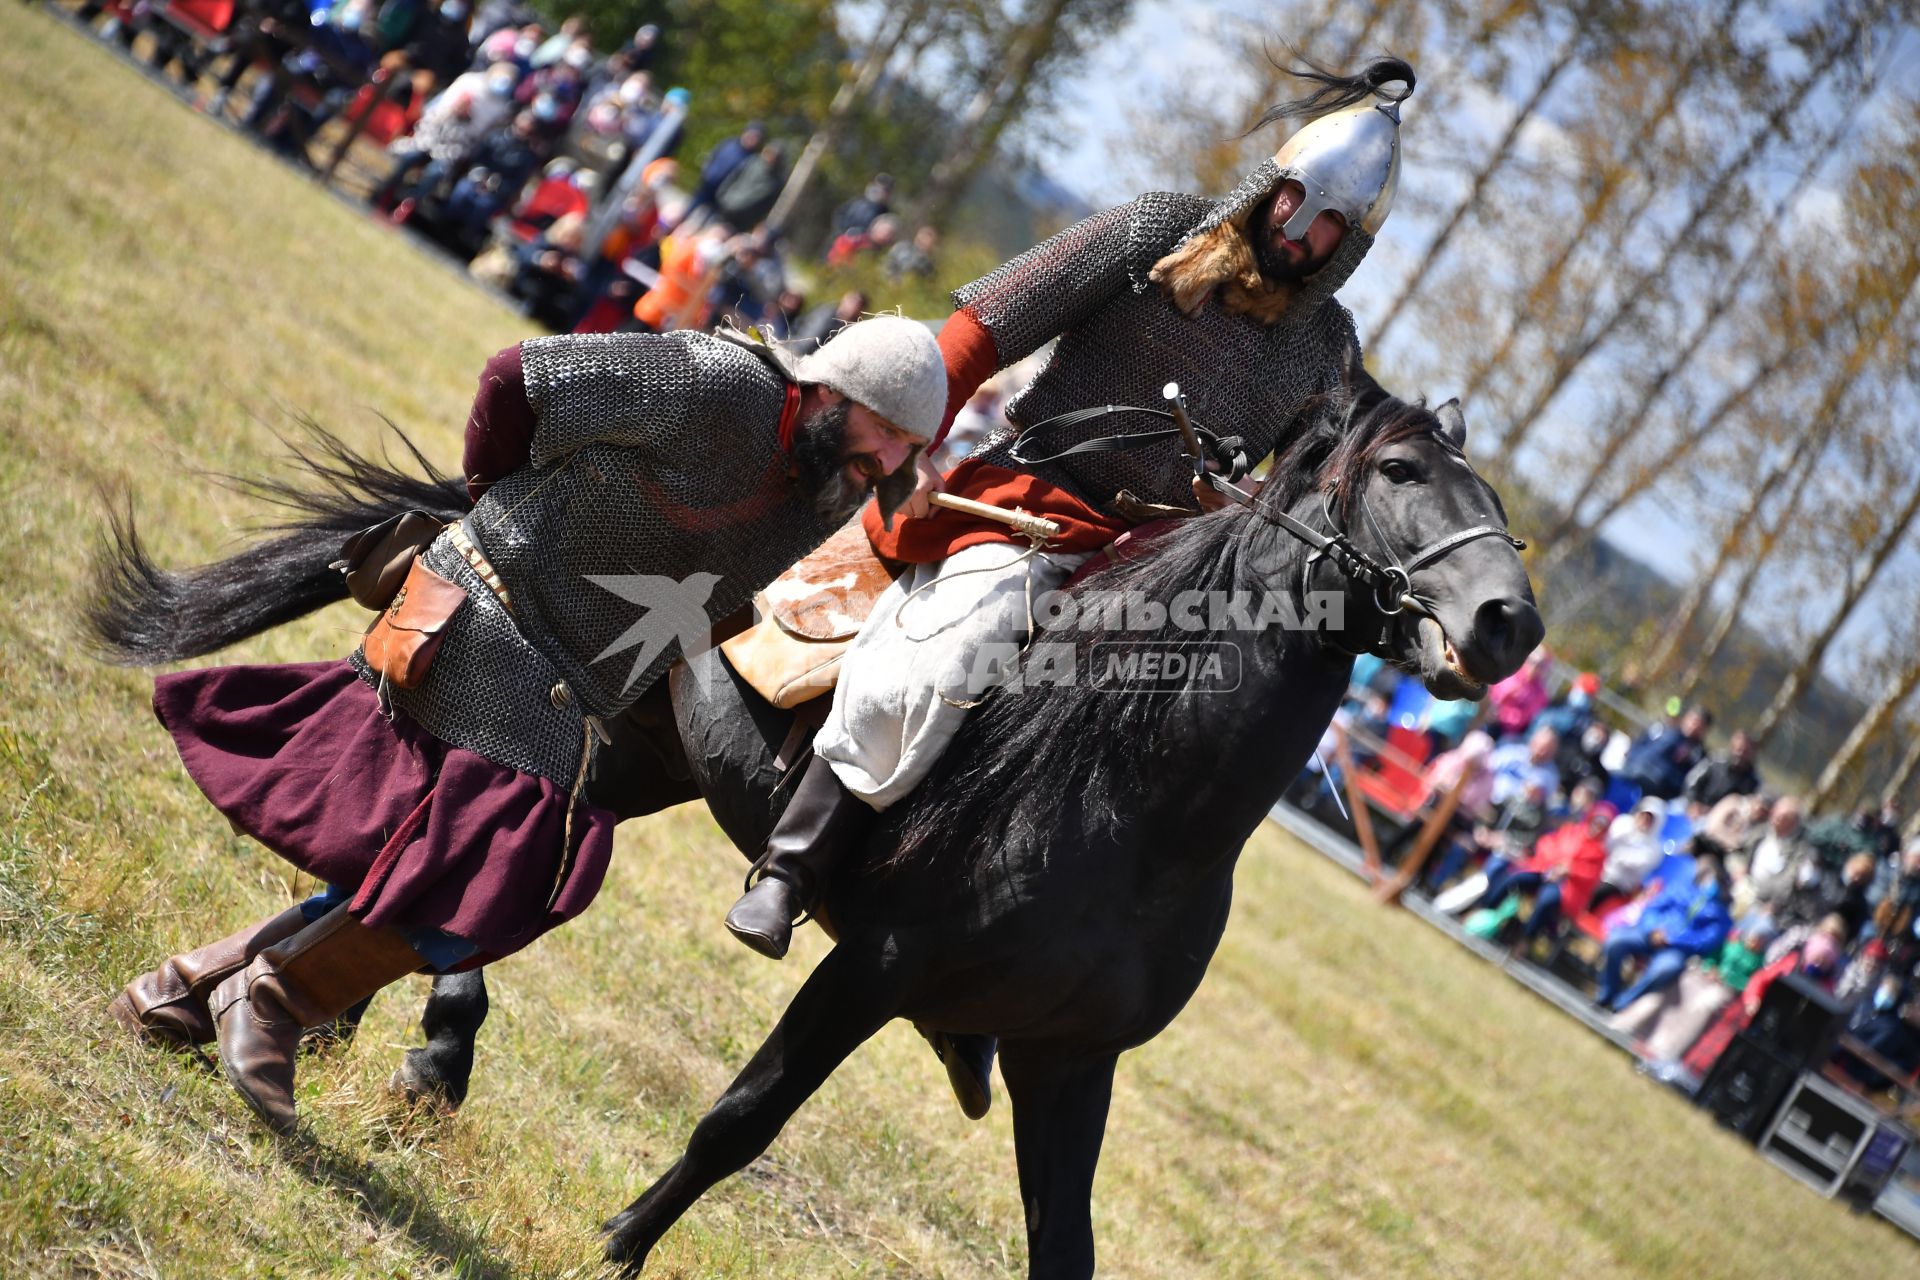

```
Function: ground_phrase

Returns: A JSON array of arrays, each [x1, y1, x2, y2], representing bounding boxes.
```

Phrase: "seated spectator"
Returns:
[[1487, 647, 1552, 741], [408, 1, 476, 87], [829, 173, 894, 242], [508, 158, 591, 237], [1804, 805, 1883, 871], [373, 60, 519, 215], [1380, 730, 1494, 881], [761, 289, 808, 343], [683, 121, 765, 224], [505, 210, 586, 327], [617, 21, 661, 71], [1742, 794, 1807, 907], [1596, 797, 1667, 907], [1684, 729, 1761, 808], [1594, 855, 1732, 1012], [1698, 791, 1767, 863], [1555, 720, 1611, 798], [1534, 671, 1599, 741], [937, 378, 1004, 469], [1467, 801, 1615, 949], [530, 15, 587, 68], [884, 225, 940, 281], [429, 109, 546, 243], [1486, 725, 1560, 808], [1614, 703, 1711, 802], [1612, 912, 1777, 1063], [786, 289, 866, 354], [826, 213, 901, 267], [713, 143, 789, 235], [1435, 779, 1553, 897], [1675, 915, 1844, 1086], [1422, 694, 1480, 754], [1874, 845, 1920, 968], [1831, 972, 1920, 1093]]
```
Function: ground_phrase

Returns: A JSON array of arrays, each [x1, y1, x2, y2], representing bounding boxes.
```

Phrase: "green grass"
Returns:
[[0, 8, 1909, 1276]]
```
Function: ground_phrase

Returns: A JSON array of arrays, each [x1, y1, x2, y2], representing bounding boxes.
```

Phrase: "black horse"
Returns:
[[93, 386, 1540, 1277]]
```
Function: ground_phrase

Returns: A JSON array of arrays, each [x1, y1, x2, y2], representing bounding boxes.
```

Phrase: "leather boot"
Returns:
[[725, 756, 873, 960], [109, 905, 309, 1050], [208, 906, 425, 1133]]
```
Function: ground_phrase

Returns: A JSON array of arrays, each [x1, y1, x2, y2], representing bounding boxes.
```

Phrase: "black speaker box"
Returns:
[[1698, 1034, 1805, 1142], [1745, 969, 1848, 1063]]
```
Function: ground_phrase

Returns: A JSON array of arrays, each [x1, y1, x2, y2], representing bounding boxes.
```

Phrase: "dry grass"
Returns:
[[0, 8, 1907, 1277]]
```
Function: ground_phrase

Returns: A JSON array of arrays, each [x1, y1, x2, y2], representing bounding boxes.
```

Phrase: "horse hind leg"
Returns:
[[601, 946, 904, 1273], [392, 968, 490, 1111], [1000, 1046, 1119, 1280]]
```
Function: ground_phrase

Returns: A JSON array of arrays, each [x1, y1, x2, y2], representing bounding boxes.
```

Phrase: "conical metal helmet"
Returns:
[[1270, 88, 1407, 240]]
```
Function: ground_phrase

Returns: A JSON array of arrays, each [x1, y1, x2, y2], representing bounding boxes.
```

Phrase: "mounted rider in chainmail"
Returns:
[[723, 57, 1419, 1113], [105, 318, 945, 1134]]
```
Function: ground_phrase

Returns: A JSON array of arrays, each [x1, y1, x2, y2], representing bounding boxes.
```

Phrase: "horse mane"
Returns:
[[885, 384, 1448, 870]]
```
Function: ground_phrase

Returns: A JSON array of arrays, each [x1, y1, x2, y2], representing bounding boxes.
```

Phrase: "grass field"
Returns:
[[0, 8, 1910, 1277]]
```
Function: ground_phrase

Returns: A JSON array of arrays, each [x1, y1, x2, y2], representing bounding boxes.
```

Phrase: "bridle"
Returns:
[[1004, 394, 1526, 651]]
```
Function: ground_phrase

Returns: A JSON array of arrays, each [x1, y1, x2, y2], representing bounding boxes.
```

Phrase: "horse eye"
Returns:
[[1380, 459, 1417, 484]]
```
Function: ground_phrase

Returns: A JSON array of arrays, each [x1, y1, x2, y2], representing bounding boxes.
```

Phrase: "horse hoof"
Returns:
[[601, 1211, 653, 1273], [388, 1050, 462, 1115]]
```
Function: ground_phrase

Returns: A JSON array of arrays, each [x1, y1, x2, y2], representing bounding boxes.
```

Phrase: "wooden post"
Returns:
[[1335, 724, 1383, 883], [322, 66, 398, 186], [1374, 764, 1474, 907]]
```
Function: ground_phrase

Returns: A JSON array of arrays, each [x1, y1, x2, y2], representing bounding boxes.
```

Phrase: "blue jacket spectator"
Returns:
[[1615, 705, 1710, 801], [1486, 726, 1561, 807], [1594, 860, 1732, 1011]]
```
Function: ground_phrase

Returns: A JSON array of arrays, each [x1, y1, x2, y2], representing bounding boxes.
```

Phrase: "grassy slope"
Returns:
[[0, 9, 1902, 1276]]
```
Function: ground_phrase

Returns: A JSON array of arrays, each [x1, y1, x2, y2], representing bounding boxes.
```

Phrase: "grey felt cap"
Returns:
[[793, 315, 946, 442]]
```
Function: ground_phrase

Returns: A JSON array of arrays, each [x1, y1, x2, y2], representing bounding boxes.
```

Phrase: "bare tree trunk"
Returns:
[[1457, 0, 1739, 408], [1490, 23, 1860, 467], [1534, 346, 1793, 577], [1673, 442, 1823, 701], [1531, 61, 1882, 566], [1881, 729, 1920, 811], [767, 1, 929, 232], [1812, 667, 1920, 811], [1369, 31, 1579, 350], [1752, 480, 1920, 749], [916, 0, 1076, 233]]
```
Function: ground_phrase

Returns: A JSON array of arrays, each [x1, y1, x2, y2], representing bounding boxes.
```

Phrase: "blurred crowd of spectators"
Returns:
[[60, 0, 945, 338], [1302, 651, 1920, 1103]]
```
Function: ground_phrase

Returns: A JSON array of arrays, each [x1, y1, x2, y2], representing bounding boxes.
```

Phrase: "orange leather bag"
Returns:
[[361, 558, 468, 689]]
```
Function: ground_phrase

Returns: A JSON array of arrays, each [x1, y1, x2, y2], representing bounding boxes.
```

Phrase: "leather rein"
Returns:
[[1007, 400, 1525, 639]]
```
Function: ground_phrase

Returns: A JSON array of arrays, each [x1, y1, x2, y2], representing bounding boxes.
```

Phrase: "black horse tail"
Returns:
[[88, 423, 471, 665]]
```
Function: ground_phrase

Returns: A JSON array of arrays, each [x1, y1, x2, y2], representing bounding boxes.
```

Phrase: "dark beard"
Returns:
[[1256, 235, 1318, 284], [790, 401, 869, 524]]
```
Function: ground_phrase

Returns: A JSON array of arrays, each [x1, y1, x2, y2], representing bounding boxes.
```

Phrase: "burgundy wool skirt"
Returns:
[[153, 659, 615, 960]]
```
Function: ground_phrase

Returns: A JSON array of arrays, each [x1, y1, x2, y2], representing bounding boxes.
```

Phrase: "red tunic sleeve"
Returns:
[[934, 309, 997, 450], [462, 343, 537, 504]]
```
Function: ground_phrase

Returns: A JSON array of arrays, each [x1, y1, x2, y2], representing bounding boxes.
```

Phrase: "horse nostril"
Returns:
[[1473, 596, 1544, 674]]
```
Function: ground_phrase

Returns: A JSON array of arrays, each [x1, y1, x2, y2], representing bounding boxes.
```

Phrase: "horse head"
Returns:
[[1267, 390, 1542, 697]]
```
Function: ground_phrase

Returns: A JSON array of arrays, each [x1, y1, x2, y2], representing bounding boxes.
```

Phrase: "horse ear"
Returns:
[[1435, 398, 1467, 449]]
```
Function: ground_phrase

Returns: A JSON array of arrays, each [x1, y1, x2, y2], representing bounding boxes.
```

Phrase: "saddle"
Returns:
[[718, 520, 900, 709]]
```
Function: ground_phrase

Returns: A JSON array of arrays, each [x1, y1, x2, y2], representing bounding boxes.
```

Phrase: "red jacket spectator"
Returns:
[[1517, 809, 1611, 918]]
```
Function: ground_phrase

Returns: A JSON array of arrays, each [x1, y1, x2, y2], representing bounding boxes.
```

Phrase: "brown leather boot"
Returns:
[[208, 906, 425, 1133], [724, 756, 874, 960], [109, 905, 309, 1049]]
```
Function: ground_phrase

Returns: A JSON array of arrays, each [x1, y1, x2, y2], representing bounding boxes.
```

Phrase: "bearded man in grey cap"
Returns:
[[106, 316, 945, 1134]]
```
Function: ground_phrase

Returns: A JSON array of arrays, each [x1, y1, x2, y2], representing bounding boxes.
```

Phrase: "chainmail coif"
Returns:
[[956, 158, 1371, 514]]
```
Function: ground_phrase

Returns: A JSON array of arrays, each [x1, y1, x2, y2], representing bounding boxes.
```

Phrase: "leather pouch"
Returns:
[[361, 559, 467, 689], [337, 511, 447, 611]]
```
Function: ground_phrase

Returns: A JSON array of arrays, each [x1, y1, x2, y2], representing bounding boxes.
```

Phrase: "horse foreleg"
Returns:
[[392, 968, 490, 1110], [1000, 1047, 1118, 1280], [601, 947, 902, 1272]]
